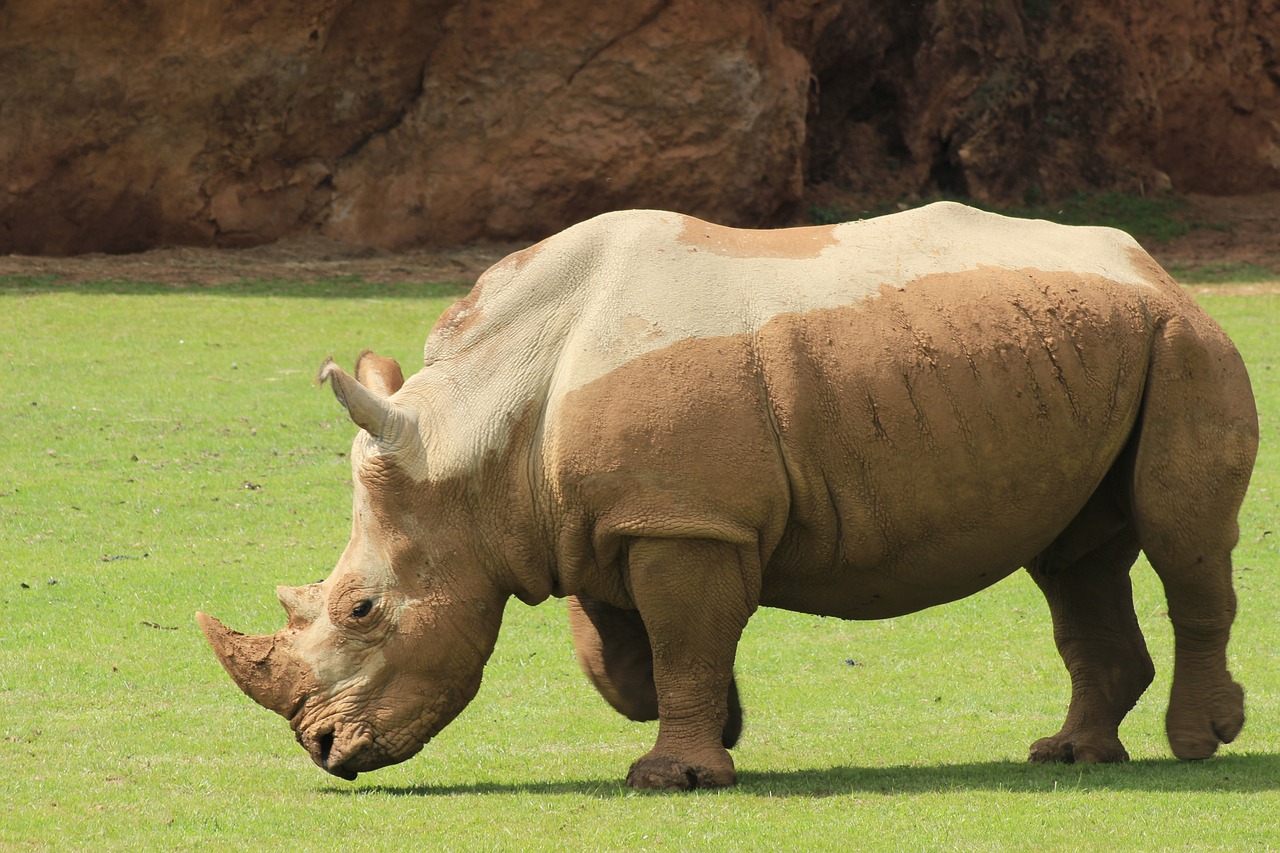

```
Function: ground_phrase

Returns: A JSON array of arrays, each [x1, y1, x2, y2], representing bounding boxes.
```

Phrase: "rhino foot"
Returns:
[[1167, 678, 1244, 760], [626, 751, 735, 790], [1028, 733, 1130, 764]]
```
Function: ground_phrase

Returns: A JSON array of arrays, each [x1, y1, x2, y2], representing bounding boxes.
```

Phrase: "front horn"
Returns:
[[196, 612, 312, 720]]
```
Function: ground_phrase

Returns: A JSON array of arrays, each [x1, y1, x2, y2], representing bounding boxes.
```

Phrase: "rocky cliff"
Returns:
[[806, 0, 1280, 206], [1, 0, 1276, 255]]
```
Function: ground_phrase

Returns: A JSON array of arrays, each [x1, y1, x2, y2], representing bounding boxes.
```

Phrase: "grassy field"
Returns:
[[2, 273, 1279, 850]]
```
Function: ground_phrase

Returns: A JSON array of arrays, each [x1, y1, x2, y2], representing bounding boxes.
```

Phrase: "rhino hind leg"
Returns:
[[567, 594, 744, 751], [1130, 318, 1257, 760], [1029, 518, 1153, 764]]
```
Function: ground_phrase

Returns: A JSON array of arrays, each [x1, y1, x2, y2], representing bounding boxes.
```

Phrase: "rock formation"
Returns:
[[0, 0, 1276, 255], [806, 0, 1280, 205]]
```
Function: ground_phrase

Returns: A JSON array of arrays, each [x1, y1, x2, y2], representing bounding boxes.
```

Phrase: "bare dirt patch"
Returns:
[[0, 235, 523, 288], [1159, 192, 1280, 274], [0, 194, 1274, 289]]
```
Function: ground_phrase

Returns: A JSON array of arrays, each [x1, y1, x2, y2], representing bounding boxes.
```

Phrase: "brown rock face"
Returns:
[[325, 0, 810, 247], [0, 0, 1276, 255], [809, 0, 1280, 205]]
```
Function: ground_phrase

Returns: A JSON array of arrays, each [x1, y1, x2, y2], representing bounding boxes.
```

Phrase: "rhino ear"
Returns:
[[354, 350, 404, 398], [317, 357, 420, 452]]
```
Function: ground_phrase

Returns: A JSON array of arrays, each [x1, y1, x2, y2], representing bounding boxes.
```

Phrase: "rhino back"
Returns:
[[542, 202, 1152, 394], [421, 202, 1150, 418]]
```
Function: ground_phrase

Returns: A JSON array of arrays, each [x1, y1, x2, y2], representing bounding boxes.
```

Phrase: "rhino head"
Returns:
[[197, 352, 508, 780]]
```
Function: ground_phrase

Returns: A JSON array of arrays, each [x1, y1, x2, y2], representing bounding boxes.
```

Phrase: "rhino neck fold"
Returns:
[[358, 395, 559, 609]]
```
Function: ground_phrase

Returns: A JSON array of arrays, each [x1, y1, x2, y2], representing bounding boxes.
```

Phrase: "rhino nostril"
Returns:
[[317, 730, 335, 767]]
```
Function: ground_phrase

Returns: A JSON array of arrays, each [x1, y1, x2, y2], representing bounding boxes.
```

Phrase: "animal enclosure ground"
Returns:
[[1, 191, 1276, 291], [2, 264, 1280, 848]]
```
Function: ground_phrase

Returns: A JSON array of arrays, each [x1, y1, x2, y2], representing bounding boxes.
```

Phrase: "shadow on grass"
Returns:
[[0, 275, 472, 299], [325, 752, 1280, 798]]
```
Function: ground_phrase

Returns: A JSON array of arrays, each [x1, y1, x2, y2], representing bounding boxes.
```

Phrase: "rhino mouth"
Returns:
[[316, 730, 359, 781], [304, 719, 428, 780]]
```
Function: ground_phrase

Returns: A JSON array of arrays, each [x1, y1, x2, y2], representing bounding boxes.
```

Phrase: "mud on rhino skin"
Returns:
[[199, 202, 1257, 789]]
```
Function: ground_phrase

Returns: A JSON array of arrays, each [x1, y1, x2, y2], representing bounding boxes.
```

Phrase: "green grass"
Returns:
[[1009, 191, 1200, 243], [3, 276, 1279, 850], [810, 191, 1201, 242], [1170, 261, 1280, 286]]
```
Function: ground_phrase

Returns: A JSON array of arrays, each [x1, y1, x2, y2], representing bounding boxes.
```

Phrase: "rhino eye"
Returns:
[[351, 598, 375, 619]]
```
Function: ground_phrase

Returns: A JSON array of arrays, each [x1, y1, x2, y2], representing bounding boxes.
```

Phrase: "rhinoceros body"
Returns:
[[200, 202, 1257, 788]]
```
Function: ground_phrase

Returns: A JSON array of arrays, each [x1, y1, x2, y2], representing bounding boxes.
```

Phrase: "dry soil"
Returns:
[[1, 194, 1275, 291]]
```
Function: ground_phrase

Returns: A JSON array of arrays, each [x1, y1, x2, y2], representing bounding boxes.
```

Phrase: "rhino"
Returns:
[[198, 202, 1257, 789]]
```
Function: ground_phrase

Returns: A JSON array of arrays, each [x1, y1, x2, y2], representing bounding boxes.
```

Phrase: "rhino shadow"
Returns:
[[323, 753, 1280, 797]]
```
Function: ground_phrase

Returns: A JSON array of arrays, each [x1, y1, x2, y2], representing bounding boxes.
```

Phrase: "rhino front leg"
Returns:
[[567, 594, 743, 748], [568, 595, 657, 722], [622, 537, 756, 790]]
